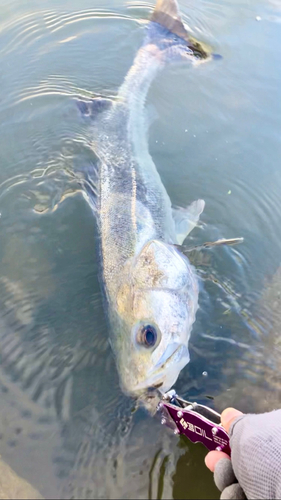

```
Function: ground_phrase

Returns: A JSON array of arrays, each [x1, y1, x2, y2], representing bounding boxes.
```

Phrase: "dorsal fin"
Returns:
[[151, 0, 190, 44], [75, 97, 112, 119], [172, 199, 205, 245]]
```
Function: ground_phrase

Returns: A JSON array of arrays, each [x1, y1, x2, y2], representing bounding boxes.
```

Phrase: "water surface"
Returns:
[[0, 0, 281, 498]]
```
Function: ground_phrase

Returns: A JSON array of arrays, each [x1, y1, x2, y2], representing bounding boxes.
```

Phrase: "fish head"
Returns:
[[114, 240, 199, 395]]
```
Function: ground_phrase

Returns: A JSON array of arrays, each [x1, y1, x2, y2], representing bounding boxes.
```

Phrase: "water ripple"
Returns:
[[0, 1, 280, 497], [0, 8, 136, 58]]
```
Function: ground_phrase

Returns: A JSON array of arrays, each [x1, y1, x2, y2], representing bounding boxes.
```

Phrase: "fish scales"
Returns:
[[77, 0, 209, 395]]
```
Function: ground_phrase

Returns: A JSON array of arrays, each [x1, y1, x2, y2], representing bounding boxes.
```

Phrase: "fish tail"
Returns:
[[146, 0, 209, 61]]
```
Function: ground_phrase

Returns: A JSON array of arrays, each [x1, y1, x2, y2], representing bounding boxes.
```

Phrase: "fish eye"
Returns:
[[137, 325, 158, 348]]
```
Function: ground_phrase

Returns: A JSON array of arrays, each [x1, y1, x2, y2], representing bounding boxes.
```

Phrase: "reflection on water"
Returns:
[[0, 0, 281, 498]]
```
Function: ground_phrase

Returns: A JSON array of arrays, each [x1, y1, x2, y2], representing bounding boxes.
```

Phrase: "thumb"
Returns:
[[204, 408, 243, 472], [221, 407, 243, 433]]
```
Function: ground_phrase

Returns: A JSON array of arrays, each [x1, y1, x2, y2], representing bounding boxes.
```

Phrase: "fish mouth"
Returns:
[[149, 382, 163, 390], [131, 375, 166, 394], [131, 343, 189, 394]]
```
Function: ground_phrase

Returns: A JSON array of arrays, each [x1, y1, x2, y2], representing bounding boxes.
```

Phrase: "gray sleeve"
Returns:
[[229, 410, 281, 500]]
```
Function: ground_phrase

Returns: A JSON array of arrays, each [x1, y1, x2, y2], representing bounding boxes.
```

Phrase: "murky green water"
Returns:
[[0, 0, 281, 498]]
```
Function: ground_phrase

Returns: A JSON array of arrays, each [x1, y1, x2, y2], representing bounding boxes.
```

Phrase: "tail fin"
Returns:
[[149, 0, 208, 59]]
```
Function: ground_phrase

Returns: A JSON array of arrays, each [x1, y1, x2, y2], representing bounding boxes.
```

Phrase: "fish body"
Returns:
[[78, 0, 209, 395]]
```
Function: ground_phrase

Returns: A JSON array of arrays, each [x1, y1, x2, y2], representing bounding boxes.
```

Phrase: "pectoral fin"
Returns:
[[172, 199, 205, 244]]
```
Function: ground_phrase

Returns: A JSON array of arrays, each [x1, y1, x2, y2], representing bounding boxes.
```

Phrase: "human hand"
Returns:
[[205, 408, 245, 499], [204, 406, 281, 499]]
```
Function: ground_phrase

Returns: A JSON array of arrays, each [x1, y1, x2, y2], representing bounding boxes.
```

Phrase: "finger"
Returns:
[[221, 483, 246, 499], [205, 450, 230, 472], [221, 408, 243, 433], [214, 458, 236, 491]]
